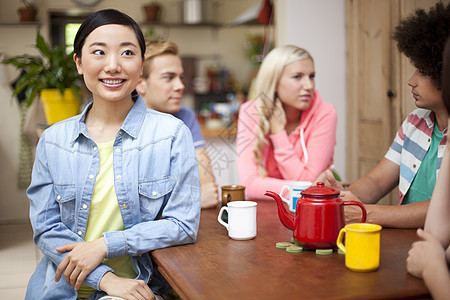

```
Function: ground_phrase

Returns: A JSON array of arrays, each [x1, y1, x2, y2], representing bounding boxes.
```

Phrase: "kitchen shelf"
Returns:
[[140, 22, 270, 29], [140, 22, 221, 28], [0, 22, 41, 27]]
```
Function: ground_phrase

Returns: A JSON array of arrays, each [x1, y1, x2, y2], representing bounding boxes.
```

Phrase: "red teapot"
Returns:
[[265, 182, 366, 249]]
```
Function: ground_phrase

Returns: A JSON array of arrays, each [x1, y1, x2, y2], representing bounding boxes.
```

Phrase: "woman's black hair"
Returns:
[[74, 9, 145, 60], [392, 2, 450, 89], [442, 36, 450, 115]]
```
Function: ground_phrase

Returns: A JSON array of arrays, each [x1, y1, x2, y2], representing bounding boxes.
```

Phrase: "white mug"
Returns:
[[217, 201, 257, 240], [280, 181, 312, 212]]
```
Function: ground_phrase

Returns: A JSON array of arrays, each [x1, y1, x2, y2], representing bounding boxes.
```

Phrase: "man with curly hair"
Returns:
[[327, 2, 450, 228]]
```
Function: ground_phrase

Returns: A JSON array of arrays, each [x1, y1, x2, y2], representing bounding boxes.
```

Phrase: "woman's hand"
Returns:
[[407, 229, 447, 279], [55, 237, 107, 290], [269, 99, 287, 135], [99, 271, 156, 300]]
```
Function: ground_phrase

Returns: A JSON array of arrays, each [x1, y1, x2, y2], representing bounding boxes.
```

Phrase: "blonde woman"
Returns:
[[237, 45, 337, 200]]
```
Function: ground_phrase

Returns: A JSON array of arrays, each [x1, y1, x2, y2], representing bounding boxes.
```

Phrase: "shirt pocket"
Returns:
[[138, 177, 174, 220], [54, 184, 76, 224]]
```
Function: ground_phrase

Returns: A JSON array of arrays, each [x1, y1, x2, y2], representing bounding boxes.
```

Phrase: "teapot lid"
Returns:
[[301, 182, 340, 197]]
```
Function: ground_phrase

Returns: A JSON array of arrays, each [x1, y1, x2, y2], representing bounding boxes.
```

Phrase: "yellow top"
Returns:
[[78, 140, 136, 298]]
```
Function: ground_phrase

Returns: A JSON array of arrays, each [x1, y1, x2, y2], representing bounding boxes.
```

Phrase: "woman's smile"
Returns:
[[101, 78, 126, 88]]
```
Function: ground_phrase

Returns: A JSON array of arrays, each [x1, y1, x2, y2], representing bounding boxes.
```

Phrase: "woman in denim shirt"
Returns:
[[25, 9, 201, 300]]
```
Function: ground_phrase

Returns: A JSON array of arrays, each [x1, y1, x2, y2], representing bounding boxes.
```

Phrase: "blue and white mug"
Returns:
[[280, 181, 312, 212]]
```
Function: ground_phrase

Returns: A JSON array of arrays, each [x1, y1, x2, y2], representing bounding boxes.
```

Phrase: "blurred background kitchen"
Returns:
[[0, 0, 346, 224]]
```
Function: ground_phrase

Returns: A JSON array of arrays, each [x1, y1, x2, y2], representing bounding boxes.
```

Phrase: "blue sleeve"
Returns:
[[27, 134, 112, 291], [174, 107, 205, 149]]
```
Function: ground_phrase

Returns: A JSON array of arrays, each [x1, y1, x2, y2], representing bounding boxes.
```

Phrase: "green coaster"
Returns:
[[315, 249, 333, 255], [286, 245, 303, 253], [276, 242, 292, 249]]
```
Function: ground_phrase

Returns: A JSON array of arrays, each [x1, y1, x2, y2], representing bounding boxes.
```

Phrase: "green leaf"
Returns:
[[35, 32, 50, 58], [332, 170, 342, 182]]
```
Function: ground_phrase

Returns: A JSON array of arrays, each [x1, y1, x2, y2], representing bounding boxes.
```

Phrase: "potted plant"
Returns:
[[143, 1, 162, 23], [2, 32, 82, 124], [17, 0, 38, 22]]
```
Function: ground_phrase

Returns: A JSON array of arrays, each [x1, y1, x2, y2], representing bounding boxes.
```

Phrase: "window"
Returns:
[[65, 23, 81, 53], [50, 11, 88, 53]]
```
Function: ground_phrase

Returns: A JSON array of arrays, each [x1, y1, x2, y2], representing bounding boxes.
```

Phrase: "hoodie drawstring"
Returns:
[[300, 128, 308, 166]]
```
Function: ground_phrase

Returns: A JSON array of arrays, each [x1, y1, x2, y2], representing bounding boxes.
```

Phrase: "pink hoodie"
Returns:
[[236, 90, 337, 200]]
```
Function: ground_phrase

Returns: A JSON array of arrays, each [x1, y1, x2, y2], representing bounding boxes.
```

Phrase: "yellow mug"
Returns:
[[336, 223, 382, 272]]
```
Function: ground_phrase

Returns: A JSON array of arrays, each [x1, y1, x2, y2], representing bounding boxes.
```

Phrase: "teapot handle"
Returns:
[[343, 201, 367, 223]]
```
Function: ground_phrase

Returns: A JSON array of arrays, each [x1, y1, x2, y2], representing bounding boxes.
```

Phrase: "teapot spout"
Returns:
[[265, 191, 294, 230]]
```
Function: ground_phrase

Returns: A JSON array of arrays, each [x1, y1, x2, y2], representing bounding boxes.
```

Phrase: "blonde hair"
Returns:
[[142, 40, 179, 79], [253, 45, 313, 177]]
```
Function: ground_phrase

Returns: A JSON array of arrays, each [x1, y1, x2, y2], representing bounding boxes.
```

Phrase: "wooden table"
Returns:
[[152, 200, 430, 299]]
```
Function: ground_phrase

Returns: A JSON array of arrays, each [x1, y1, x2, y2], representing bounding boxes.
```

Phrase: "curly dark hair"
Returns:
[[443, 36, 450, 115], [392, 2, 450, 89]]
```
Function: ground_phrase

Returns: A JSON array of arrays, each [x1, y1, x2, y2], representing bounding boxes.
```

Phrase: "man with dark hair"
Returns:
[[327, 2, 450, 228]]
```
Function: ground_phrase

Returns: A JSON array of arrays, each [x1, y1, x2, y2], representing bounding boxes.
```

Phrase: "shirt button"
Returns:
[[117, 175, 121, 179], [89, 174, 95, 179], [122, 204, 127, 208], [413, 164, 416, 168], [119, 131, 123, 135], [115, 148, 120, 153], [56, 195, 61, 200], [93, 146, 97, 151], [152, 191, 157, 196], [82, 204, 88, 209], [78, 231, 82, 236], [428, 138, 431, 142]]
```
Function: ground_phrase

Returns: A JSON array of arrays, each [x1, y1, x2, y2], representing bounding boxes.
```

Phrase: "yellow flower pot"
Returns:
[[40, 89, 80, 124]]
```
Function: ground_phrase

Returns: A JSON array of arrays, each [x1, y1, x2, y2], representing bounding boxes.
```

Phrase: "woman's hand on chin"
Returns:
[[269, 99, 287, 135]]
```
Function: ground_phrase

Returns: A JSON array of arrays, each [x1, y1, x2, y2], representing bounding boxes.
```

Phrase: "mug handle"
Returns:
[[336, 227, 346, 254], [280, 185, 289, 204], [343, 201, 367, 223], [218, 206, 229, 229], [222, 193, 231, 206]]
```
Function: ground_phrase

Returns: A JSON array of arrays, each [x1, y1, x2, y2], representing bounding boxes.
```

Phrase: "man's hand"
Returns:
[[201, 181, 219, 209], [325, 169, 345, 191], [324, 169, 367, 223], [407, 229, 447, 279], [343, 199, 367, 225], [55, 237, 107, 290], [99, 271, 155, 300], [313, 169, 329, 185]]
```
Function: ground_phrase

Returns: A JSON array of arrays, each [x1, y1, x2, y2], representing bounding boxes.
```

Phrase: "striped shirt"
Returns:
[[385, 109, 448, 204]]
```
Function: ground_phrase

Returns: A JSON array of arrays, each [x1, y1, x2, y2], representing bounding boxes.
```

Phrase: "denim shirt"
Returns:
[[25, 96, 201, 300]]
